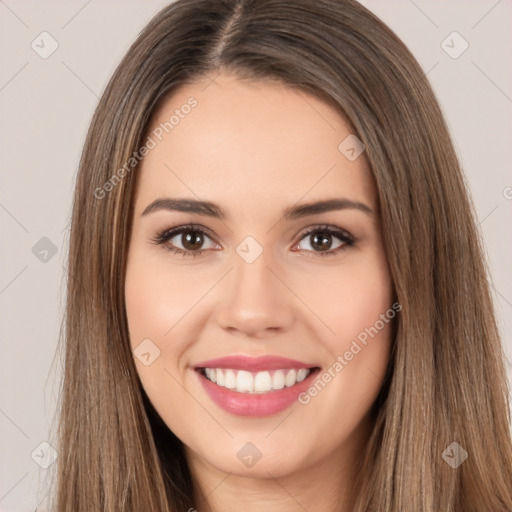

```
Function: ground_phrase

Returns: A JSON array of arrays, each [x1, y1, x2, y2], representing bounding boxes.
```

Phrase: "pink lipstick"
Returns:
[[193, 355, 320, 417]]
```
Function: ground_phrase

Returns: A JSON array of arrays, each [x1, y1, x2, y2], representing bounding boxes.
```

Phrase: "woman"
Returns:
[[53, 0, 512, 510]]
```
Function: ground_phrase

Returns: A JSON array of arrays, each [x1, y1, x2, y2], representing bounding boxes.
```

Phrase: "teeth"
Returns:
[[272, 370, 285, 390], [202, 368, 312, 394], [296, 368, 309, 382], [285, 369, 297, 387], [254, 371, 272, 392], [225, 369, 236, 389], [236, 370, 253, 392]]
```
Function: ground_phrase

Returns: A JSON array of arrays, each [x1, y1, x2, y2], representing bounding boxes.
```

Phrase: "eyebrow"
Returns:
[[141, 197, 373, 220]]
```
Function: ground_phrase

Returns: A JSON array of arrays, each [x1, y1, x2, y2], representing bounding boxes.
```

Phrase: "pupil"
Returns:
[[311, 233, 332, 251], [183, 231, 203, 250], [180, 232, 334, 252]]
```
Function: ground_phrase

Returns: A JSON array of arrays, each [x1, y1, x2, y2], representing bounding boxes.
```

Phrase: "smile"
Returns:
[[199, 367, 312, 394], [194, 365, 321, 417]]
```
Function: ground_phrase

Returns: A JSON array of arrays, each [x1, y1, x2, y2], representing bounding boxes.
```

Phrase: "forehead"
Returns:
[[135, 72, 375, 218]]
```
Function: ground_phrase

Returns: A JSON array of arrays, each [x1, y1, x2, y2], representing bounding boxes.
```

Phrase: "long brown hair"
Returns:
[[50, 0, 512, 510]]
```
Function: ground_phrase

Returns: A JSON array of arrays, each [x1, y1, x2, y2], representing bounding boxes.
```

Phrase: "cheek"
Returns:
[[124, 250, 206, 352], [124, 247, 217, 413], [124, 252, 186, 406], [125, 268, 168, 350], [124, 253, 195, 417], [297, 250, 394, 432], [331, 270, 393, 348], [304, 247, 393, 354]]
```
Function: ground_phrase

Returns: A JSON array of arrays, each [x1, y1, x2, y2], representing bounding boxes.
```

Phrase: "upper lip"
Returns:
[[193, 355, 319, 372]]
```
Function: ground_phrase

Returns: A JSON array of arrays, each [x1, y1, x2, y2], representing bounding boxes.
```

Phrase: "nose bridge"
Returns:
[[232, 243, 273, 298], [215, 240, 294, 336]]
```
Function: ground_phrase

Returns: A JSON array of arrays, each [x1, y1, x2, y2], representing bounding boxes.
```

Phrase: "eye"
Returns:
[[151, 224, 220, 258], [292, 225, 355, 257], [151, 223, 355, 258]]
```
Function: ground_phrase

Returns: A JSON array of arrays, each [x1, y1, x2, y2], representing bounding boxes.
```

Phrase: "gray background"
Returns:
[[1, 1, 511, 510]]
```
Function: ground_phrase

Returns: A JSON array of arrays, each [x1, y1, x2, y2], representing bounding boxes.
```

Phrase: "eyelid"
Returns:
[[149, 223, 218, 254], [155, 223, 218, 242], [296, 223, 355, 243], [151, 222, 356, 257], [152, 223, 354, 243]]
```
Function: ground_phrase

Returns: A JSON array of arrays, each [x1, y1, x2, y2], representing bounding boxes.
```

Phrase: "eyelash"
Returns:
[[150, 223, 356, 259]]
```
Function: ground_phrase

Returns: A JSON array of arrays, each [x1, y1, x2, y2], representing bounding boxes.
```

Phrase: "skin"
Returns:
[[125, 71, 394, 512]]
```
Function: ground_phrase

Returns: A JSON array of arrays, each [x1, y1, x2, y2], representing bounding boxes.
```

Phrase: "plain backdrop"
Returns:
[[0, 1, 511, 510]]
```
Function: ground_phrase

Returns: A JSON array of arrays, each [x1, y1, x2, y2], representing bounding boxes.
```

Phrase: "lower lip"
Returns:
[[195, 368, 320, 417]]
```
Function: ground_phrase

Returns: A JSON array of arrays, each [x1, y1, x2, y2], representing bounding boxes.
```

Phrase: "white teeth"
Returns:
[[285, 369, 297, 387], [254, 371, 272, 392], [205, 368, 215, 382], [202, 368, 312, 394], [296, 368, 309, 382], [272, 370, 285, 390], [236, 370, 253, 392], [224, 369, 236, 389]]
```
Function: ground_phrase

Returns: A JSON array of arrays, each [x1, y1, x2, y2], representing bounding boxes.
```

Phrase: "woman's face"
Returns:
[[125, 72, 394, 482]]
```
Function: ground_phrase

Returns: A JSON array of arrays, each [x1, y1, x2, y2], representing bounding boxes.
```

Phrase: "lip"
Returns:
[[193, 357, 321, 417], [193, 355, 318, 372], [195, 367, 320, 417]]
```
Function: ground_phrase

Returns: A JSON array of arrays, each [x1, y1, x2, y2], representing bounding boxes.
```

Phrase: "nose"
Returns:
[[215, 248, 295, 338]]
